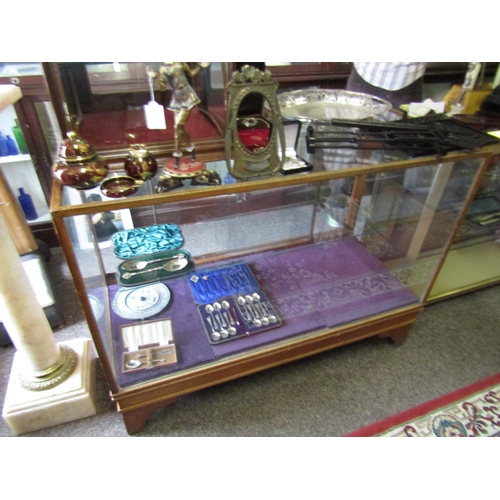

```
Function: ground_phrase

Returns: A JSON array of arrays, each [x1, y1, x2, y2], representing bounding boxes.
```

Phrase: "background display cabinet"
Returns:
[[50, 140, 499, 433], [0, 64, 64, 247], [429, 151, 500, 301], [44, 62, 226, 161], [44, 62, 498, 162]]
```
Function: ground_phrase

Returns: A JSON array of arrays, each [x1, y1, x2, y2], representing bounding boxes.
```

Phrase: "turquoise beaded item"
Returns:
[[111, 224, 184, 259]]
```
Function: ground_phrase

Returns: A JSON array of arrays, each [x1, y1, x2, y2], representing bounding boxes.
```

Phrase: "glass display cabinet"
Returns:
[[43, 62, 225, 159], [49, 122, 500, 433]]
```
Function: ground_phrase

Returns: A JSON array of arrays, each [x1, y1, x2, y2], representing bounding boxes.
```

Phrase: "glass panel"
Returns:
[[85, 63, 149, 94], [203, 62, 227, 111], [62, 187, 115, 368], [454, 155, 500, 247], [34, 101, 62, 159], [208, 62, 226, 89], [0, 62, 44, 77], [266, 62, 320, 66], [355, 159, 482, 299], [429, 154, 500, 299], [57, 62, 223, 150]]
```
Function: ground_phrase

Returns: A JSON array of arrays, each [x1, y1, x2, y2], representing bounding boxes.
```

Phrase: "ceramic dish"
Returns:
[[88, 294, 104, 321], [277, 90, 392, 121], [100, 176, 142, 198], [112, 283, 171, 320]]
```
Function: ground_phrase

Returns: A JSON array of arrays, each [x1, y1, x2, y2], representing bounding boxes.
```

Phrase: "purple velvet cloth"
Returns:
[[102, 237, 418, 388], [211, 238, 417, 357], [264, 238, 418, 328], [109, 277, 216, 387]]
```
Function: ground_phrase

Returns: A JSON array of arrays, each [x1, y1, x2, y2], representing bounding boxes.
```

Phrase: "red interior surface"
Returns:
[[78, 107, 226, 149]]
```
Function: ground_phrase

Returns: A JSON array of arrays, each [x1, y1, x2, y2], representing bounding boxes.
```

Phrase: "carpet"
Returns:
[[345, 372, 500, 437]]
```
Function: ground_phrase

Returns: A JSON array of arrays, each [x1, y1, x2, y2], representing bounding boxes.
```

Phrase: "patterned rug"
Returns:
[[346, 372, 500, 437]]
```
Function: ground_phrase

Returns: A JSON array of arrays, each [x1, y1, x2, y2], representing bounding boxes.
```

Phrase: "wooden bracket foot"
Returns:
[[121, 398, 178, 434]]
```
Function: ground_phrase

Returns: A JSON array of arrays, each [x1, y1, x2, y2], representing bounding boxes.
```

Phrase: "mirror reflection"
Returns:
[[237, 93, 272, 153]]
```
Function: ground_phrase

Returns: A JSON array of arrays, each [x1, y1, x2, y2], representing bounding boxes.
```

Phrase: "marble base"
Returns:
[[2, 338, 97, 435]]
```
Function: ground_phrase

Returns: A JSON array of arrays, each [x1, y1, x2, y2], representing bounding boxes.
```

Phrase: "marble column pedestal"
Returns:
[[2, 338, 97, 435], [0, 208, 97, 436]]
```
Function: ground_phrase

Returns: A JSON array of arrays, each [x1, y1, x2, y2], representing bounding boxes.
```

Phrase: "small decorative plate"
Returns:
[[88, 294, 104, 321], [277, 89, 392, 121], [112, 283, 171, 320], [100, 176, 142, 198]]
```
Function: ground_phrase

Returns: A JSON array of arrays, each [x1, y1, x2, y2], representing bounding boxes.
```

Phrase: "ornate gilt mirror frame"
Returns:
[[225, 65, 286, 180]]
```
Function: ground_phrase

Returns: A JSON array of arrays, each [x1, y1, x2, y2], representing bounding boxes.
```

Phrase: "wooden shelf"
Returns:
[[0, 154, 31, 164]]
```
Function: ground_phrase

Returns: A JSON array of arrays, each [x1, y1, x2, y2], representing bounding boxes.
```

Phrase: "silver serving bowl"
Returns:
[[277, 89, 392, 121]]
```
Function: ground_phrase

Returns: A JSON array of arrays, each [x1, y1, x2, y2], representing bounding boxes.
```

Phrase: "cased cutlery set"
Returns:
[[105, 224, 281, 371]]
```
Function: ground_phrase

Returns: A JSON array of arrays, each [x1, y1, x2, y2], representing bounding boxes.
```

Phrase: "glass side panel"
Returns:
[[451, 155, 500, 249], [34, 101, 62, 160], [428, 154, 500, 300], [53, 155, 482, 391], [86, 63, 138, 91], [356, 159, 483, 298], [61, 202, 115, 369]]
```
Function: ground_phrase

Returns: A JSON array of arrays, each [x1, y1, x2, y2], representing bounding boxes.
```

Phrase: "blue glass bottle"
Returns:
[[18, 188, 38, 221], [0, 132, 8, 156], [6, 135, 19, 155]]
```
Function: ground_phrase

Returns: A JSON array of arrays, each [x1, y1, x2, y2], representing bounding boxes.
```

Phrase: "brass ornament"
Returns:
[[18, 344, 78, 391], [225, 65, 286, 180], [190, 169, 221, 186]]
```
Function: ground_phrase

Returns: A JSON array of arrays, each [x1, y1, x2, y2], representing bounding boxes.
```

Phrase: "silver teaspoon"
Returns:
[[250, 293, 269, 325], [221, 300, 236, 325], [122, 258, 188, 279], [122, 253, 185, 271], [245, 295, 262, 326], [214, 313, 229, 338], [125, 358, 166, 369], [213, 302, 228, 327]]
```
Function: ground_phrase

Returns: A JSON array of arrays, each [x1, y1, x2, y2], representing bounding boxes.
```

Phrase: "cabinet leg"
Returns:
[[378, 326, 411, 347], [121, 398, 177, 434]]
